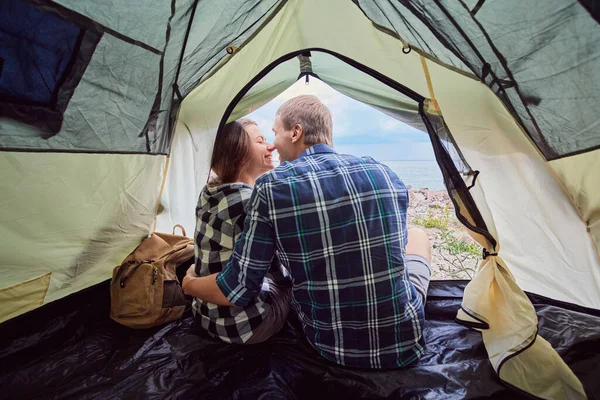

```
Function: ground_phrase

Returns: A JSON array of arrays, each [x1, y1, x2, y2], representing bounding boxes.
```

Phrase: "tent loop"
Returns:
[[226, 45, 238, 55], [297, 55, 315, 85], [482, 248, 498, 259], [399, 38, 411, 54], [466, 170, 480, 190]]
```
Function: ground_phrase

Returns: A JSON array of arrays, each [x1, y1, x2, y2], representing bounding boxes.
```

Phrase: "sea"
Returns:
[[273, 159, 445, 190], [381, 160, 444, 190]]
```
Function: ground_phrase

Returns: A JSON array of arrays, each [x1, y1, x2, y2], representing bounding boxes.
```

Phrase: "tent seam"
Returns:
[[153, 156, 171, 233]]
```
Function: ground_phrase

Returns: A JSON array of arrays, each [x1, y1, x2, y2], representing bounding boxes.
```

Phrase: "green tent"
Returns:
[[1, 0, 598, 398]]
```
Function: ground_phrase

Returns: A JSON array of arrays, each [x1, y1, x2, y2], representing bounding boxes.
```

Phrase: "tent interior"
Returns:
[[1, 0, 599, 398]]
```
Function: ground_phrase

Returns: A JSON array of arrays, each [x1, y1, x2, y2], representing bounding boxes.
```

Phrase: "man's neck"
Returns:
[[290, 144, 312, 161]]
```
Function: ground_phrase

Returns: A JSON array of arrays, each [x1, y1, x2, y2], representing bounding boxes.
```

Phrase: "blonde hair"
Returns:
[[277, 95, 333, 146]]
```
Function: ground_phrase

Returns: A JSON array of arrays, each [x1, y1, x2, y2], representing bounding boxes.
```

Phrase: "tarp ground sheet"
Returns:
[[1, 281, 598, 399]]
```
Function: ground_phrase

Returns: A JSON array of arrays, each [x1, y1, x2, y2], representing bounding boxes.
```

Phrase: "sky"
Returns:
[[246, 78, 435, 161]]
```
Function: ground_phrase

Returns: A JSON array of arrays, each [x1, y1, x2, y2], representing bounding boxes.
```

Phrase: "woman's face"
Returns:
[[245, 124, 274, 174]]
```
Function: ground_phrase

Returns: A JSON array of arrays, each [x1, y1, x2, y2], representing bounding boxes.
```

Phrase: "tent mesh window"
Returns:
[[0, 0, 100, 135], [424, 106, 479, 190], [355, 0, 600, 161]]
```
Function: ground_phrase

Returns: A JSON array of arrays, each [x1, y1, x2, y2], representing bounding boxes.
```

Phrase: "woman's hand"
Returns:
[[181, 267, 235, 307], [182, 265, 198, 295], [185, 264, 196, 278]]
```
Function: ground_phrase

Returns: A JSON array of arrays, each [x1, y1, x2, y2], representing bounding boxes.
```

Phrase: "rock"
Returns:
[[429, 201, 443, 209], [413, 192, 426, 202]]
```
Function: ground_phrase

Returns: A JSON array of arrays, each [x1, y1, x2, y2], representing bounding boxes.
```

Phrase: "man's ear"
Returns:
[[290, 124, 303, 144]]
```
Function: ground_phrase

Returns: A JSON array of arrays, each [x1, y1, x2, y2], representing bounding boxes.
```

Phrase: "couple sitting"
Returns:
[[183, 95, 432, 369]]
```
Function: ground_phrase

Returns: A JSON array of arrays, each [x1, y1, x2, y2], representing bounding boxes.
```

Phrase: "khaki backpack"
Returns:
[[110, 226, 194, 329]]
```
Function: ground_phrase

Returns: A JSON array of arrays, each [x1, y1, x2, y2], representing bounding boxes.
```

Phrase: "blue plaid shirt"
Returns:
[[217, 144, 425, 369]]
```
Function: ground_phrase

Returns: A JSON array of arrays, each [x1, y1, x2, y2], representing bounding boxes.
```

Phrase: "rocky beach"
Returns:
[[407, 187, 481, 280]]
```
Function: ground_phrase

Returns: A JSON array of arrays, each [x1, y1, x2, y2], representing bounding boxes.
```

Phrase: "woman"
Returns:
[[185, 119, 291, 344]]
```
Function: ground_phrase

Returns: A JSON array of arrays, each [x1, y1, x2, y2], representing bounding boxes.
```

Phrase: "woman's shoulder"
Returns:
[[200, 182, 253, 211], [204, 182, 252, 197]]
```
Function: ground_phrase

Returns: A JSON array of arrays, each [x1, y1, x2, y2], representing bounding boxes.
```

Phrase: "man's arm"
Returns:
[[184, 184, 276, 307]]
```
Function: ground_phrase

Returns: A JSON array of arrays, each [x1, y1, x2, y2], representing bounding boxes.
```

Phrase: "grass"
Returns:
[[412, 206, 451, 229], [413, 204, 482, 279], [440, 229, 481, 258]]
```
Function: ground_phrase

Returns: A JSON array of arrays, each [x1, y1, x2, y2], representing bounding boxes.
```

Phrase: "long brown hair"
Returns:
[[210, 119, 256, 185]]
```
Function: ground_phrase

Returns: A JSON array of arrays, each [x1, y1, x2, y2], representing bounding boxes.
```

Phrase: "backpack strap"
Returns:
[[172, 224, 186, 236]]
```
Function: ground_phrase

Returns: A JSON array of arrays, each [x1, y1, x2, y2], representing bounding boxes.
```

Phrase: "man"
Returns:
[[183, 95, 431, 369]]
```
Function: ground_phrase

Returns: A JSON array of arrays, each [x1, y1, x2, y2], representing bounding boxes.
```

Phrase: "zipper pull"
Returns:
[[152, 267, 158, 285]]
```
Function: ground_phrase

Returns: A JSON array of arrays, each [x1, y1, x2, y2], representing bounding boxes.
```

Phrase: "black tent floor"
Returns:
[[1, 280, 599, 399]]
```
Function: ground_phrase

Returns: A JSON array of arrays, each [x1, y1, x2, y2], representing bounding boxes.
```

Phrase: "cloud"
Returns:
[[379, 117, 403, 132]]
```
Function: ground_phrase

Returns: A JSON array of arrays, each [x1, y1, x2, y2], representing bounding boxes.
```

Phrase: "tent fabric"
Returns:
[[0, 0, 170, 153], [549, 149, 600, 256], [0, 272, 51, 323], [0, 33, 164, 153], [0, 0, 282, 153], [1, 280, 599, 399], [0, 152, 166, 323], [457, 255, 587, 398]]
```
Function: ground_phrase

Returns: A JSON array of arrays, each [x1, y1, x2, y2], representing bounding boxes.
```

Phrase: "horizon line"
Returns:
[[380, 159, 436, 162]]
